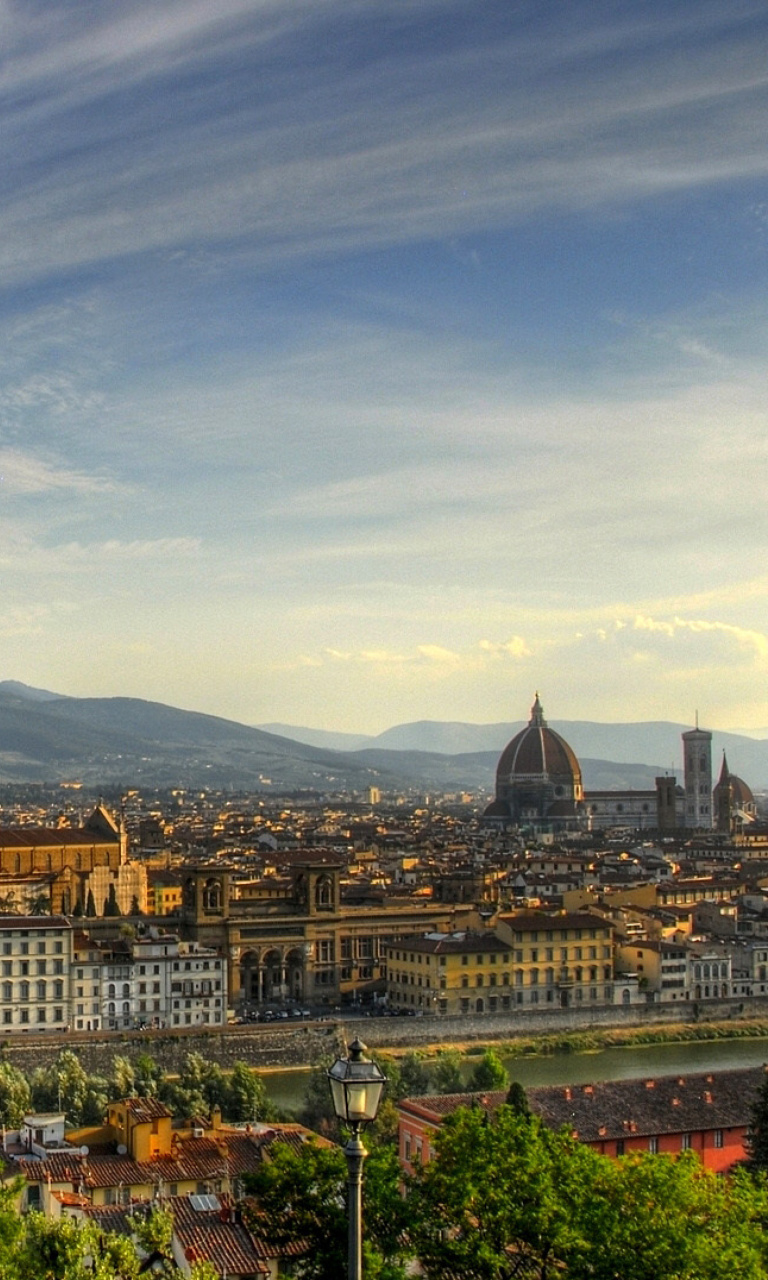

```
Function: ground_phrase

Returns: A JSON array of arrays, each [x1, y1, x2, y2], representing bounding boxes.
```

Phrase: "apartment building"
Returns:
[[0, 916, 71, 1032], [495, 911, 615, 1008], [384, 931, 512, 1015]]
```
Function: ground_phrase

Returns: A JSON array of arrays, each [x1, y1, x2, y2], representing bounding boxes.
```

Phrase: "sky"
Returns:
[[1, 0, 768, 734]]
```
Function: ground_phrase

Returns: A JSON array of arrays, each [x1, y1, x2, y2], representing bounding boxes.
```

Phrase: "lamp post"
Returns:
[[327, 1037, 386, 1280]]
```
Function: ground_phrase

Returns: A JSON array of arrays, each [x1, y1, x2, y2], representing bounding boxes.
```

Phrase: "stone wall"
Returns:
[[1, 996, 767, 1077], [348, 995, 768, 1049], [0, 1022, 345, 1078]]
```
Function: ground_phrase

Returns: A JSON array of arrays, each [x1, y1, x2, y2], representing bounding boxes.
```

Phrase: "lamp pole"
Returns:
[[345, 1122, 366, 1280], [327, 1037, 386, 1280]]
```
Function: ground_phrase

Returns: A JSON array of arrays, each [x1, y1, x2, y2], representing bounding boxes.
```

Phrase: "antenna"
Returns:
[[695, 709, 699, 730]]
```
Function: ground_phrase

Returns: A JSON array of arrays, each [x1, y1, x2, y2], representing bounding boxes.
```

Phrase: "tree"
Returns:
[[0, 1060, 31, 1127], [130, 894, 141, 916], [85, 889, 96, 918], [108, 1056, 136, 1101], [103, 883, 121, 917], [398, 1052, 430, 1098], [467, 1047, 509, 1092], [409, 1102, 596, 1280], [747, 1071, 768, 1172], [134, 1052, 164, 1097], [160, 1051, 227, 1120], [506, 1079, 531, 1117], [244, 1137, 410, 1280], [432, 1049, 463, 1095], [225, 1061, 271, 1123]]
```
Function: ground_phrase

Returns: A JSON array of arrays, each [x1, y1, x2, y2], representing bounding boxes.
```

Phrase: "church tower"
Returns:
[[682, 719, 713, 829]]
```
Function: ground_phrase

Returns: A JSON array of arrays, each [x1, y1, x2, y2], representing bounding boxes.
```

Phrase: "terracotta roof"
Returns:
[[497, 911, 611, 933], [168, 1195, 270, 1277], [121, 1097, 173, 1123], [384, 933, 509, 956], [0, 915, 70, 930], [17, 1128, 310, 1192], [0, 828, 118, 849], [400, 1066, 767, 1143]]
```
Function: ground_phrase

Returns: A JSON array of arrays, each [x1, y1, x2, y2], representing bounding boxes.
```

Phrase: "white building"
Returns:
[[0, 916, 71, 1032]]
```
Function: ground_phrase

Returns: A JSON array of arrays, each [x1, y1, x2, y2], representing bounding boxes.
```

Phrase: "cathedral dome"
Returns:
[[496, 694, 582, 792], [484, 695, 584, 831]]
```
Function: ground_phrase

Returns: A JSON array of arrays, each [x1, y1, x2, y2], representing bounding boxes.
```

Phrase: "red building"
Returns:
[[399, 1066, 765, 1175]]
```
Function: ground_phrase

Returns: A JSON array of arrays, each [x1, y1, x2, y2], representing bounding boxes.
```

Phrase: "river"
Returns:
[[260, 1036, 768, 1114]]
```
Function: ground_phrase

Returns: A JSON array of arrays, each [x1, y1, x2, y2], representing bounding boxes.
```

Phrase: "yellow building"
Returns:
[[384, 909, 615, 1016], [146, 871, 183, 915], [384, 931, 512, 1015], [495, 911, 615, 1009]]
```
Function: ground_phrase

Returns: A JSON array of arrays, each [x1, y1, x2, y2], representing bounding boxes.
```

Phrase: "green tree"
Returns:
[[398, 1052, 430, 1098], [134, 1052, 164, 1097], [108, 1055, 136, 1101], [0, 1060, 31, 1127], [299, 1059, 341, 1138], [85, 889, 96, 917], [225, 1061, 271, 1122], [409, 1103, 596, 1280], [244, 1137, 409, 1280], [570, 1154, 768, 1280], [432, 1049, 463, 1095], [103, 883, 121, 917], [506, 1079, 531, 1117], [747, 1071, 768, 1172], [467, 1047, 509, 1092], [160, 1051, 227, 1119]]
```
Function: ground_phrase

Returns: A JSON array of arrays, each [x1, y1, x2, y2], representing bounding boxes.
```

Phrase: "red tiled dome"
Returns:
[[496, 694, 581, 789]]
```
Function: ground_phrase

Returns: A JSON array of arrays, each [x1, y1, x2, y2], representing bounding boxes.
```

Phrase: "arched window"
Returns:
[[122, 984, 130, 998], [122, 1001, 130, 1014], [108, 1002, 116, 1016], [315, 877, 333, 910], [203, 879, 222, 912], [108, 984, 116, 998]]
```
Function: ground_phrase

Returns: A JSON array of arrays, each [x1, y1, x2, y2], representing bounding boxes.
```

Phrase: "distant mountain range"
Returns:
[[0, 682, 764, 793]]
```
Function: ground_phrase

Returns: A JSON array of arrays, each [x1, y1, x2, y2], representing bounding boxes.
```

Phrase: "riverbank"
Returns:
[[367, 1017, 768, 1063]]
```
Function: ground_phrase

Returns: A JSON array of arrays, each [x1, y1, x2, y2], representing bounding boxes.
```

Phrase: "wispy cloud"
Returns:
[[0, 3, 767, 284]]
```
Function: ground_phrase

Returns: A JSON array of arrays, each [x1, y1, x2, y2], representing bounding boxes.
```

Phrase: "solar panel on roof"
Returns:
[[190, 1194, 220, 1212]]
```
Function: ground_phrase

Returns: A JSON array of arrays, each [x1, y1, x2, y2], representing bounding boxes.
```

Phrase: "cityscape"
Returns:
[[3, 0, 768, 1275]]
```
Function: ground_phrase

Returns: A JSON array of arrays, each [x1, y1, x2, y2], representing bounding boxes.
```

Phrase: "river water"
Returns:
[[261, 1037, 768, 1114]]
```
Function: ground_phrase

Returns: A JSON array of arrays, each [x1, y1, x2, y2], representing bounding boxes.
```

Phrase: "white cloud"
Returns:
[[0, 449, 117, 495]]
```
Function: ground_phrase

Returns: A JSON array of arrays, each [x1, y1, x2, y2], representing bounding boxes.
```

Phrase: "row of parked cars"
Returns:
[[234, 1006, 312, 1023]]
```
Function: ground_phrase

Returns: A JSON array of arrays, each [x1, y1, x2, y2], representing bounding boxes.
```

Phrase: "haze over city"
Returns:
[[2, 0, 767, 733]]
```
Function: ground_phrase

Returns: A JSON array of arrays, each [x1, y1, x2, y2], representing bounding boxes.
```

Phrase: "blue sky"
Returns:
[[1, 0, 768, 733]]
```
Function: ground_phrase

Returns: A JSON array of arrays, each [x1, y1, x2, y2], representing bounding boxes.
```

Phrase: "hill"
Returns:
[[0, 684, 765, 791]]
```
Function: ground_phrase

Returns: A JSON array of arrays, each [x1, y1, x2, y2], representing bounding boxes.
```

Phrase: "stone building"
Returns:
[[179, 856, 480, 1010]]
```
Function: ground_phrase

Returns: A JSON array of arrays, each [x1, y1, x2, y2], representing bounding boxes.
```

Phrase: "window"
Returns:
[[681, 1133, 691, 1151], [714, 1130, 724, 1149], [615, 1139, 624, 1156], [649, 1136, 658, 1154]]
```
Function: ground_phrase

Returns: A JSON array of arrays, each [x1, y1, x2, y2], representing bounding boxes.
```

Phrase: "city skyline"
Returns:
[[2, 1, 767, 733]]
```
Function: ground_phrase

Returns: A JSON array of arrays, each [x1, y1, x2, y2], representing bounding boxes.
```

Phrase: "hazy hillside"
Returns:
[[0, 684, 764, 791], [265, 717, 768, 787]]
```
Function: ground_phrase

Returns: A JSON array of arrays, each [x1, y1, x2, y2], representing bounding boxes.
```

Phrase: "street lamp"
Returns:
[[327, 1037, 387, 1280]]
